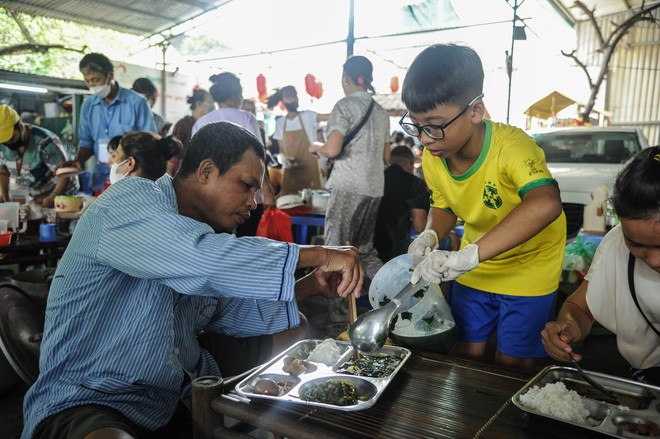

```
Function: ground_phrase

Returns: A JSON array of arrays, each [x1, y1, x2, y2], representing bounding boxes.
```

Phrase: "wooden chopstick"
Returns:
[[345, 240, 361, 360], [348, 294, 358, 325]]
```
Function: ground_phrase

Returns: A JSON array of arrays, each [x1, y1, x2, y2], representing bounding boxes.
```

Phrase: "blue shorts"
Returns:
[[448, 282, 556, 359]]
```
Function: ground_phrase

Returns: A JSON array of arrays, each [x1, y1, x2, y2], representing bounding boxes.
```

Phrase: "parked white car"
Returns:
[[528, 127, 650, 238]]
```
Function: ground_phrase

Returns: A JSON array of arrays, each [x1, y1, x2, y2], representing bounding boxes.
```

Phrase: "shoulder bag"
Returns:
[[326, 98, 376, 178]]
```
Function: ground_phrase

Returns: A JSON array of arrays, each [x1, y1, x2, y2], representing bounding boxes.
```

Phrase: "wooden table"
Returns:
[[192, 350, 607, 439]]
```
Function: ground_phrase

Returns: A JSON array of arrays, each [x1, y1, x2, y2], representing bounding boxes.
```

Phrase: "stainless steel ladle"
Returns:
[[348, 281, 421, 354]]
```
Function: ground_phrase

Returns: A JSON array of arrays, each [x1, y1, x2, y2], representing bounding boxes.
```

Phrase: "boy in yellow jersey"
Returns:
[[400, 43, 566, 372]]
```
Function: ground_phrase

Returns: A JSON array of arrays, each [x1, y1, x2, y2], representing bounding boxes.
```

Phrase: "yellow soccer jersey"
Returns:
[[423, 120, 566, 296]]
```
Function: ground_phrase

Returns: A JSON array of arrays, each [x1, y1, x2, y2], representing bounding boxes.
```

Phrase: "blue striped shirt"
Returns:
[[22, 174, 300, 438], [77, 84, 156, 158]]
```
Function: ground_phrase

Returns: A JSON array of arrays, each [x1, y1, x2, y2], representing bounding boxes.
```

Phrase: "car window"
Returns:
[[531, 132, 641, 164]]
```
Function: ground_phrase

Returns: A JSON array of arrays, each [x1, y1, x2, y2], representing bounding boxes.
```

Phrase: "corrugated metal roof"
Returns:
[[0, 0, 232, 36]]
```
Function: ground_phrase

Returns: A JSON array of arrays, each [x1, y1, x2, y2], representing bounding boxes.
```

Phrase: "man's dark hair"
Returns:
[[176, 121, 265, 178], [79, 53, 114, 75], [132, 78, 158, 97], [402, 43, 484, 113], [612, 145, 660, 220], [390, 145, 415, 167]]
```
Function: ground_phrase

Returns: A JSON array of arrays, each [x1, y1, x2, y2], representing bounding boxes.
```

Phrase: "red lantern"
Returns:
[[313, 79, 323, 99], [304, 74, 317, 98], [390, 75, 399, 93], [256, 74, 267, 102]]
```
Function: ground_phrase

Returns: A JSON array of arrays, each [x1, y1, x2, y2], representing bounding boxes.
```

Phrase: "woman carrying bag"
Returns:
[[309, 55, 390, 336]]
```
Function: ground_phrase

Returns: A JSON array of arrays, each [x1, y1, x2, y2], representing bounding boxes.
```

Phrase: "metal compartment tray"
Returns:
[[512, 365, 660, 438], [235, 338, 411, 411]]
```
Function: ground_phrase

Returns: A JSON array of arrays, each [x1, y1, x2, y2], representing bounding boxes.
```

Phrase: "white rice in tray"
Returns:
[[306, 338, 342, 366], [519, 381, 590, 424]]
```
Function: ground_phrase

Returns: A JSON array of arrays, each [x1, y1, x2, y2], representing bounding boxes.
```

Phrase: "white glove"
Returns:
[[411, 243, 480, 284], [408, 229, 439, 258]]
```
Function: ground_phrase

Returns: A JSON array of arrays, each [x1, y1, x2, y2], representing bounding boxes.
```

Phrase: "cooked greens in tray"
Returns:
[[299, 379, 359, 406]]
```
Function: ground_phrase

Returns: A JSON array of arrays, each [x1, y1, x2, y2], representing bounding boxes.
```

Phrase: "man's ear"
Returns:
[[197, 159, 217, 184], [126, 157, 137, 175]]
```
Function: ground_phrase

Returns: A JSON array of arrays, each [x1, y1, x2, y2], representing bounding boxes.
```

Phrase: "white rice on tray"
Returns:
[[306, 338, 342, 366], [519, 381, 590, 424]]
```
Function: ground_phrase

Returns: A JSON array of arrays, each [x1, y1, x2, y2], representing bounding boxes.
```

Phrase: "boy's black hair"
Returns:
[[402, 43, 484, 114], [79, 53, 114, 75], [612, 145, 660, 220], [176, 121, 264, 178]]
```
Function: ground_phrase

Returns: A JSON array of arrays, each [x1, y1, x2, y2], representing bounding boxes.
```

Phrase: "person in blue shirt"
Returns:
[[74, 53, 155, 190], [22, 121, 364, 439]]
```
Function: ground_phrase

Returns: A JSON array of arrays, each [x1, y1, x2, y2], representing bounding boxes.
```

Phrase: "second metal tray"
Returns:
[[512, 365, 660, 438]]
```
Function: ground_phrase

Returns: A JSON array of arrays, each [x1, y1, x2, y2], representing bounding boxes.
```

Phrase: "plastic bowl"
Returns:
[[0, 232, 13, 247], [54, 195, 83, 213], [369, 254, 457, 354]]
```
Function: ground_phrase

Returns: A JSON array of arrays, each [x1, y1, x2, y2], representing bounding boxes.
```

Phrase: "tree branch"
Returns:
[[0, 43, 87, 56], [572, 1, 605, 47], [561, 49, 593, 87]]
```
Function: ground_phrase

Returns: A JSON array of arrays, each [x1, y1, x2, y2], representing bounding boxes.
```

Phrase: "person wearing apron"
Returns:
[[280, 115, 322, 195], [269, 86, 329, 196]]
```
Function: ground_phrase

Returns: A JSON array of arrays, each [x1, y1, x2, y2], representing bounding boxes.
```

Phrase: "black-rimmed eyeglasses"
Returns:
[[399, 93, 484, 140]]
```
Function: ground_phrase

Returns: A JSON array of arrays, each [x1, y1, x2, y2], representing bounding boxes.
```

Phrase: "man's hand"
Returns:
[[411, 243, 480, 284], [408, 229, 438, 258], [297, 245, 364, 298], [541, 320, 583, 362], [316, 246, 364, 298]]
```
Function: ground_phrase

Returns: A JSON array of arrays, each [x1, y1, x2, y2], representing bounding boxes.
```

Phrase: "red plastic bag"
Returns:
[[256, 208, 293, 242]]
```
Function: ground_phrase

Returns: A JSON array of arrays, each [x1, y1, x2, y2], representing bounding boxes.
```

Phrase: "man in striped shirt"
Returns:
[[22, 121, 364, 439]]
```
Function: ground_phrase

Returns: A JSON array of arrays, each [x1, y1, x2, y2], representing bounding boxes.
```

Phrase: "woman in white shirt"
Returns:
[[542, 146, 660, 385]]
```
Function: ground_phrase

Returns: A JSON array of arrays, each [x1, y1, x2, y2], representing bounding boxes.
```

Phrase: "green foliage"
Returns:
[[176, 34, 229, 57], [0, 8, 141, 79]]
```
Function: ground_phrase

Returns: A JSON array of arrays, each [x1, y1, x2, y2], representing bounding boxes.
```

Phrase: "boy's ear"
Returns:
[[470, 99, 487, 123]]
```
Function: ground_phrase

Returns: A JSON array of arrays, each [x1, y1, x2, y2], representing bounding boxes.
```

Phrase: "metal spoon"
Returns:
[[568, 352, 617, 399], [349, 281, 421, 354]]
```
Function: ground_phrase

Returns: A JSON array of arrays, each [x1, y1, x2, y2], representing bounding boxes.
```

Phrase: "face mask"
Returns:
[[90, 78, 112, 98], [284, 102, 299, 112], [109, 159, 129, 184]]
